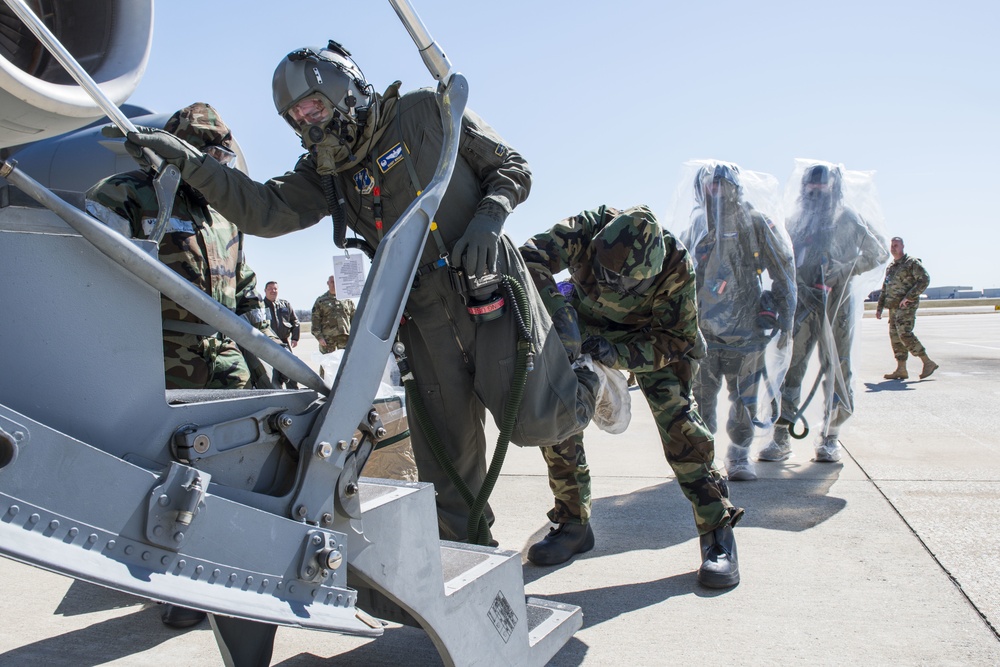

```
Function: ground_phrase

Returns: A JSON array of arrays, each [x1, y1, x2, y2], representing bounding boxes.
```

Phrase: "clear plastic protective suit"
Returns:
[[668, 160, 796, 464], [779, 158, 890, 444]]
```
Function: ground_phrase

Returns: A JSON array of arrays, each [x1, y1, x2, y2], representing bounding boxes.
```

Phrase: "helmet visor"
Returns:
[[284, 94, 336, 133]]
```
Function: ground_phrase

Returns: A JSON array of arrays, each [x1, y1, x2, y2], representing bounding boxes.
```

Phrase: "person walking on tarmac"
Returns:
[[111, 40, 601, 544], [520, 205, 743, 589], [758, 161, 889, 464], [677, 161, 795, 482], [876, 237, 938, 380]]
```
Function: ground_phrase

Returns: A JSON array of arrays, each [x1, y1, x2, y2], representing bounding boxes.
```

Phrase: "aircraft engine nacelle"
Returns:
[[0, 0, 153, 149]]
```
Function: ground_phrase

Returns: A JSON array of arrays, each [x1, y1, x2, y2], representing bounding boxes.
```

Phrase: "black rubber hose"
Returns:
[[399, 274, 534, 545], [465, 275, 533, 543], [322, 174, 347, 248]]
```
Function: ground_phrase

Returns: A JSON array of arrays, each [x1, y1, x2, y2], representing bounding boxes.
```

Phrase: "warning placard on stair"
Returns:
[[488, 590, 518, 643]]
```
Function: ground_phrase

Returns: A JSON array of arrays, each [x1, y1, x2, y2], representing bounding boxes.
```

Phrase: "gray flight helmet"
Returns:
[[271, 40, 371, 138]]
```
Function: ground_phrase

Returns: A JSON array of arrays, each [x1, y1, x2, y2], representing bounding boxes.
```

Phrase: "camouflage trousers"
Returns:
[[163, 332, 251, 390], [694, 347, 767, 448], [541, 359, 743, 536], [318, 335, 350, 355], [888, 306, 926, 360]]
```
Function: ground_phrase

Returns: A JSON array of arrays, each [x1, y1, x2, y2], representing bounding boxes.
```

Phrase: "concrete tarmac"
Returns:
[[2, 312, 999, 665]]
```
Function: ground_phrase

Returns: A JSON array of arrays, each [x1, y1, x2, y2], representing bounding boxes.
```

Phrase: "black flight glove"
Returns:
[[453, 201, 505, 277], [101, 125, 203, 177], [550, 305, 582, 361], [581, 335, 618, 367]]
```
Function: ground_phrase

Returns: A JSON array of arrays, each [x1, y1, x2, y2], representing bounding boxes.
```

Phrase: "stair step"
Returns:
[[526, 597, 582, 648], [439, 542, 518, 595]]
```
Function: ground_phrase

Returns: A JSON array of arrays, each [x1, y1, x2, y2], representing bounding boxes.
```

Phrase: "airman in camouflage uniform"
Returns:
[[87, 103, 272, 628], [311, 275, 356, 353], [520, 204, 743, 589], [88, 103, 268, 390], [876, 237, 937, 380], [679, 162, 796, 483]]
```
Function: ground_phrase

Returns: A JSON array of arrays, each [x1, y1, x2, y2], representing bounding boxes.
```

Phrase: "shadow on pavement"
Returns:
[[522, 469, 847, 587], [54, 579, 147, 616], [0, 605, 181, 666], [274, 624, 444, 667], [865, 380, 917, 393]]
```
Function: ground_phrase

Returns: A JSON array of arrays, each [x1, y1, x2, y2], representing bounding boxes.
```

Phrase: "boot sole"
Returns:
[[527, 527, 596, 566], [697, 568, 740, 589]]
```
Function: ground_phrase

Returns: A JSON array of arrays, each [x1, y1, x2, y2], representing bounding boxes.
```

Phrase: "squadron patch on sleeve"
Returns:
[[353, 167, 374, 195], [377, 143, 406, 174], [495, 144, 507, 158]]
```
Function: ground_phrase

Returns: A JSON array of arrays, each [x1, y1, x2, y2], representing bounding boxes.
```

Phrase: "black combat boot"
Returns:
[[161, 603, 207, 629], [527, 523, 595, 566], [697, 524, 739, 588]]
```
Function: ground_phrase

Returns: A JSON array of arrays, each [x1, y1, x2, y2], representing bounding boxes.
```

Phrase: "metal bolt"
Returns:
[[192, 434, 210, 454], [158, 494, 170, 507], [295, 505, 308, 519], [325, 549, 344, 570], [345, 483, 358, 497], [317, 441, 333, 459], [321, 513, 333, 526], [368, 409, 379, 426], [337, 439, 348, 451], [375, 427, 387, 438], [312, 534, 323, 546], [279, 415, 293, 428], [305, 566, 315, 577]]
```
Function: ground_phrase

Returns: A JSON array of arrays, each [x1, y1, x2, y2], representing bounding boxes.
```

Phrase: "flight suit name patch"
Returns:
[[377, 143, 405, 173]]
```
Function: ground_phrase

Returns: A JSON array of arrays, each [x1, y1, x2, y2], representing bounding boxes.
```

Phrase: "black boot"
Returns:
[[697, 524, 739, 588], [161, 603, 207, 629], [527, 523, 595, 566]]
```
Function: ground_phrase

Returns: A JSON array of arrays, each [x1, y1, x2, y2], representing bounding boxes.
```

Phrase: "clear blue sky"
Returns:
[[131, 0, 999, 310]]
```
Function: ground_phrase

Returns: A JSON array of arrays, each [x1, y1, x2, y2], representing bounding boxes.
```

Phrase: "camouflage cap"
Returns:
[[593, 205, 665, 280], [163, 102, 233, 150]]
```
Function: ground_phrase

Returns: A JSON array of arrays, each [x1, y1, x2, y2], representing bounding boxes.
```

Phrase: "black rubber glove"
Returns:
[[550, 305, 582, 361], [101, 125, 203, 177], [452, 202, 505, 277], [581, 335, 617, 367]]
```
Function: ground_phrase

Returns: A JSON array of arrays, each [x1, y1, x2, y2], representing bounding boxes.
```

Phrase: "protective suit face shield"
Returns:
[[799, 163, 841, 217], [203, 144, 237, 167], [702, 168, 743, 233]]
